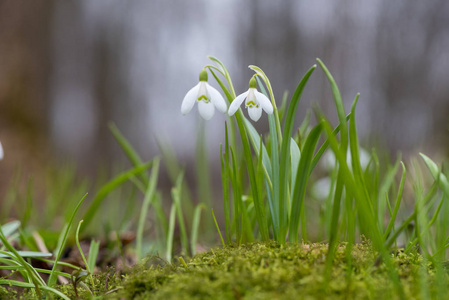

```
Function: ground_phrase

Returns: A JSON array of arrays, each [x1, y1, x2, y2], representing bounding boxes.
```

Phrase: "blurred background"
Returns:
[[1, 0, 449, 194]]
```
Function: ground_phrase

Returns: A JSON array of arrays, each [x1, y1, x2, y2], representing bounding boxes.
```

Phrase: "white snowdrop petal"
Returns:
[[207, 83, 227, 113], [228, 91, 249, 116], [248, 106, 262, 122], [359, 148, 371, 170], [323, 150, 337, 171], [255, 91, 273, 114], [198, 101, 215, 120], [0, 141, 3, 160], [311, 177, 333, 200], [181, 83, 200, 115]]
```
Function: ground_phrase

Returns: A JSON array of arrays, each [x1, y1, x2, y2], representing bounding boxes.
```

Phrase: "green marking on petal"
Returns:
[[246, 100, 256, 107], [198, 95, 208, 101]]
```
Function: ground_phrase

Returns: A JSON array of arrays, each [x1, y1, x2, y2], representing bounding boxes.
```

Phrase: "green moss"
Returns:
[[107, 241, 447, 300], [3, 241, 445, 299], [0, 286, 17, 298]]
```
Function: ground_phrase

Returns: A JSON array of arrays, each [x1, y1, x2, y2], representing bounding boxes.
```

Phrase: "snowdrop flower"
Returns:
[[0, 141, 3, 160], [322, 148, 371, 171], [312, 148, 371, 200], [181, 69, 227, 120], [228, 77, 273, 122], [311, 177, 333, 200]]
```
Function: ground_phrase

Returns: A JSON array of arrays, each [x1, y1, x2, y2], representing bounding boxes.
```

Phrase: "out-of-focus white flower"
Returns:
[[228, 77, 273, 122], [311, 177, 333, 200], [0, 141, 3, 160], [313, 148, 371, 200], [322, 148, 371, 171], [181, 69, 227, 120]]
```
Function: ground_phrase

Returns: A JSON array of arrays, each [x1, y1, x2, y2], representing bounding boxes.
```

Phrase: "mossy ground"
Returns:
[[3, 241, 446, 299], [111, 241, 442, 299]]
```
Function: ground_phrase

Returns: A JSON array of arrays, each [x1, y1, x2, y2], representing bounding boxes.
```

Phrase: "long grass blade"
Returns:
[[316, 59, 348, 149], [279, 65, 316, 242], [221, 124, 232, 243], [191, 204, 205, 255], [289, 124, 322, 242], [87, 239, 100, 273], [166, 204, 176, 263], [212, 209, 225, 247], [136, 158, 160, 260], [75, 220, 95, 289], [383, 162, 406, 239], [48, 193, 88, 287], [268, 113, 280, 239], [172, 172, 189, 255], [420, 153, 449, 198]]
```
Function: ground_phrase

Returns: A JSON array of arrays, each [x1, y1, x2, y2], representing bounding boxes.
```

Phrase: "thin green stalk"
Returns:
[[349, 94, 368, 195], [344, 190, 355, 287], [136, 158, 160, 260], [222, 123, 231, 242], [196, 120, 213, 229], [383, 162, 406, 239], [289, 124, 322, 243], [212, 209, 225, 247], [191, 204, 205, 255], [256, 135, 267, 237], [268, 113, 280, 239], [75, 220, 95, 289], [230, 147, 252, 243], [166, 204, 176, 263], [377, 158, 402, 232], [87, 239, 100, 273], [316, 59, 348, 149], [220, 147, 231, 243], [208, 56, 236, 97], [172, 173, 189, 255], [48, 193, 88, 287], [325, 168, 345, 272]]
